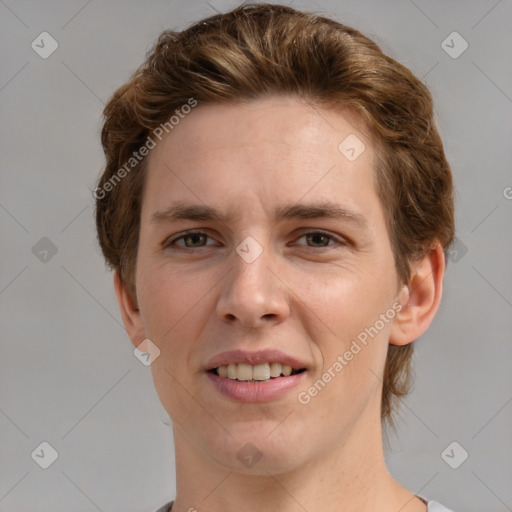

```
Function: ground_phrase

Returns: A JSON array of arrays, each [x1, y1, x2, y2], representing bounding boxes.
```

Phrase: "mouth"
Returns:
[[204, 349, 308, 402], [209, 362, 306, 382]]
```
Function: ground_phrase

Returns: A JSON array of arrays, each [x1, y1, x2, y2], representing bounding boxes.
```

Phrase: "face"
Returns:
[[130, 96, 406, 474]]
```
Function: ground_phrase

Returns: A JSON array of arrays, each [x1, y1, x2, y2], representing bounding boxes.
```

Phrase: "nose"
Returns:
[[216, 243, 290, 328]]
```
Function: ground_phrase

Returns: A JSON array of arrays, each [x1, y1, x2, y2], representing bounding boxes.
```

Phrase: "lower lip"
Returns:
[[206, 371, 307, 402]]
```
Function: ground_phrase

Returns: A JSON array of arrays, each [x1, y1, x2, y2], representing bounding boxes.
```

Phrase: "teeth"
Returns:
[[281, 365, 292, 376], [253, 363, 270, 381], [237, 363, 253, 381], [269, 362, 282, 378], [215, 362, 299, 381], [227, 364, 237, 380]]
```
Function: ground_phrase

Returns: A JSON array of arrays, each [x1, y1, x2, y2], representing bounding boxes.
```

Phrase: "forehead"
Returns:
[[141, 96, 379, 223], [149, 96, 373, 161]]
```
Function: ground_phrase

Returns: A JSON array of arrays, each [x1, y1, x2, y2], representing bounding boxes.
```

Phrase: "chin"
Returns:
[[202, 423, 308, 475]]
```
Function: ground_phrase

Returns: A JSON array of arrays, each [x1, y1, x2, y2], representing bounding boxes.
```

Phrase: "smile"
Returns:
[[211, 362, 305, 381], [205, 349, 308, 401]]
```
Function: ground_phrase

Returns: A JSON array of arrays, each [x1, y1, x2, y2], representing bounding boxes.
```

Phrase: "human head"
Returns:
[[95, 3, 454, 430]]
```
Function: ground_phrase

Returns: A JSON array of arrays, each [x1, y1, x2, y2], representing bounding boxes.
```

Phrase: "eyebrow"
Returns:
[[150, 201, 368, 229]]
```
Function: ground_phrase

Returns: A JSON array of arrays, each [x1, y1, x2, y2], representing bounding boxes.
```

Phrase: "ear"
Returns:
[[113, 269, 146, 349], [389, 243, 445, 346]]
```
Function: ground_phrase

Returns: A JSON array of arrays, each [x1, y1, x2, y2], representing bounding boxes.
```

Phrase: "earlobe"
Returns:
[[113, 269, 146, 349], [389, 244, 445, 346]]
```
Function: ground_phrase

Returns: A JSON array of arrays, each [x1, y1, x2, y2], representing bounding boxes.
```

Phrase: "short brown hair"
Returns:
[[95, 3, 454, 428]]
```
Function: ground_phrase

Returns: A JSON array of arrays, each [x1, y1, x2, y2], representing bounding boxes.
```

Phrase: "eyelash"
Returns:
[[163, 229, 347, 250]]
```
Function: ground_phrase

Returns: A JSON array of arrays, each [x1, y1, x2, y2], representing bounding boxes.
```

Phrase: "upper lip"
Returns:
[[205, 349, 308, 371]]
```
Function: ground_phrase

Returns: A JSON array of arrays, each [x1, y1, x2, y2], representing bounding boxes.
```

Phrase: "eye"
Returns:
[[163, 229, 346, 250], [164, 230, 217, 249], [294, 231, 345, 248]]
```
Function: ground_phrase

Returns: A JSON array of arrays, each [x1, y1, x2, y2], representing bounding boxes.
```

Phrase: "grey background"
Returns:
[[1, 0, 511, 511]]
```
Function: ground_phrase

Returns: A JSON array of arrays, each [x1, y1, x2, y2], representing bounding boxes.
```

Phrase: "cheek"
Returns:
[[303, 322, 390, 427], [137, 262, 206, 340], [292, 260, 395, 342], [138, 266, 211, 422], [294, 261, 395, 397]]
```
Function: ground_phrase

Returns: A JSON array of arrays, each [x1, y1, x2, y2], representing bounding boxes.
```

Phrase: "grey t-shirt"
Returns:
[[424, 500, 454, 512], [155, 497, 454, 511]]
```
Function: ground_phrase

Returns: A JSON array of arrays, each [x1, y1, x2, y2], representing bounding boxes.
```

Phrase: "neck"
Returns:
[[169, 405, 424, 512]]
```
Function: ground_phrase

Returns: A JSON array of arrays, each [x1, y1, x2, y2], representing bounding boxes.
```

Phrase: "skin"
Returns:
[[114, 96, 445, 512]]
